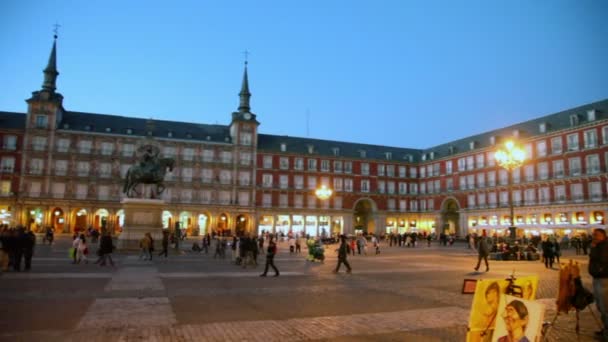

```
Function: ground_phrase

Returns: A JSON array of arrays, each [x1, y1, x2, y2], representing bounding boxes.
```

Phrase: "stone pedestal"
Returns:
[[117, 198, 165, 250]]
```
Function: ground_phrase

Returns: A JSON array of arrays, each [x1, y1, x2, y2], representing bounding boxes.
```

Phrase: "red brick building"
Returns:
[[1, 36, 607, 238]]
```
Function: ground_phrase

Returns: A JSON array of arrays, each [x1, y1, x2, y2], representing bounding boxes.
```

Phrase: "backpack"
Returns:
[[571, 277, 594, 310]]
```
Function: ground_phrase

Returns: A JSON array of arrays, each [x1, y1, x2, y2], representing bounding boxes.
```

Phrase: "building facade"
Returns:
[[1, 37, 607, 238]]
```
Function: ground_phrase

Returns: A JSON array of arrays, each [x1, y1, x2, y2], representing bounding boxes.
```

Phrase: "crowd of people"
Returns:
[[0, 226, 36, 272]]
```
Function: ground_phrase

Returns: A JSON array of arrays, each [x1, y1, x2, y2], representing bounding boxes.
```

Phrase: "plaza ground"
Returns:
[[0, 236, 602, 341]]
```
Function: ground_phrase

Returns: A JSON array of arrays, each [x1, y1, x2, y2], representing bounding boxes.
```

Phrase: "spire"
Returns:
[[238, 61, 251, 113], [42, 33, 59, 93]]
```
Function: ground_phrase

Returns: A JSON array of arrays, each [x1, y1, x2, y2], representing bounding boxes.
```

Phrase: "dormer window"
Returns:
[[385, 152, 392, 160], [489, 136, 496, 145], [126, 128, 133, 135], [35, 115, 48, 129], [570, 114, 579, 126], [332, 147, 340, 156], [105, 127, 112, 133], [186, 133, 192, 139], [512, 129, 520, 138], [448, 146, 455, 155], [359, 150, 367, 158], [429, 151, 435, 159], [206, 136, 211, 141], [225, 137, 230, 142], [167, 131, 173, 138], [63, 123, 70, 129], [539, 123, 547, 133], [587, 109, 596, 122], [85, 125, 92, 131], [421, 154, 427, 161], [405, 154, 413, 162], [307, 145, 314, 154], [280, 143, 287, 152], [469, 141, 476, 150], [147, 130, 153, 136]]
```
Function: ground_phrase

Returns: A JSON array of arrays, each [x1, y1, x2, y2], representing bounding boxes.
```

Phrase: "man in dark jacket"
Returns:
[[589, 228, 608, 339], [158, 231, 169, 258], [23, 229, 36, 271], [260, 239, 279, 277], [333, 235, 352, 274], [98, 231, 115, 266], [474, 235, 490, 272]]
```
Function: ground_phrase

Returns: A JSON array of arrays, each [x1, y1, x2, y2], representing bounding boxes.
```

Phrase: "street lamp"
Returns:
[[315, 185, 333, 237], [494, 140, 526, 240]]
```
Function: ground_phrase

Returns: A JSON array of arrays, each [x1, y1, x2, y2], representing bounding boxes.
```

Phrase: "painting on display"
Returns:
[[492, 295, 545, 342], [466, 276, 539, 342]]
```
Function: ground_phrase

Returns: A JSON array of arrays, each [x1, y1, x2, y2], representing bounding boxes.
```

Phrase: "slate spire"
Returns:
[[238, 61, 251, 113], [42, 33, 59, 93]]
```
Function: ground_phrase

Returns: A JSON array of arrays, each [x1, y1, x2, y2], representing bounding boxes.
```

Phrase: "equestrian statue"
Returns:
[[123, 144, 175, 198]]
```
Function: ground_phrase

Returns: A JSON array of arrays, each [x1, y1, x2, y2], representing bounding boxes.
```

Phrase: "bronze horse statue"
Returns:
[[123, 157, 175, 198]]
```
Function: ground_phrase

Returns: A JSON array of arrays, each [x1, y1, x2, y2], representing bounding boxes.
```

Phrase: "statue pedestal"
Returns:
[[117, 198, 165, 250]]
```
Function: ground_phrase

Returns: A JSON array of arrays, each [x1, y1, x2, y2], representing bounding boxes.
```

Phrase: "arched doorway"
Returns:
[[217, 213, 229, 236], [116, 209, 125, 232], [353, 198, 377, 234], [74, 209, 88, 233], [235, 214, 248, 236], [27, 208, 44, 232], [51, 207, 65, 232], [179, 211, 192, 235], [441, 198, 460, 235], [198, 213, 209, 236], [162, 210, 173, 230], [94, 209, 109, 230]]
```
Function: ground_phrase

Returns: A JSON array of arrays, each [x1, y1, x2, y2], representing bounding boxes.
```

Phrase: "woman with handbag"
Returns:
[[76, 234, 89, 264]]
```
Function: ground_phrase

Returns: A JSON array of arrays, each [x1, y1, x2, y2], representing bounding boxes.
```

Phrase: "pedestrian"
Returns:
[[258, 235, 265, 255], [295, 235, 301, 254], [589, 228, 608, 340], [542, 238, 555, 269], [158, 231, 169, 258], [0, 228, 9, 272], [371, 235, 380, 255], [333, 235, 352, 274], [76, 234, 89, 264], [23, 229, 35, 271], [349, 237, 356, 256], [260, 238, 279, 277], [98, 231, 115, 266], [71, 233, 80, 264], [213, 237, 222, 259], [12, 228, 25, 271], [474, 235, 490, 272], [139, 233, 152, 261]]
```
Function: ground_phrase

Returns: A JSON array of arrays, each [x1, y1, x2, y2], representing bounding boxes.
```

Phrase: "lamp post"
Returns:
[[315, 185, 333, 238], [494, 140, 526, 240]]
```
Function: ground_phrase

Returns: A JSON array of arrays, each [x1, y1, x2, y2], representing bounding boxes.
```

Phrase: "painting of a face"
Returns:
[[502, 304, 528, 332], [486, 288, 499, 311]]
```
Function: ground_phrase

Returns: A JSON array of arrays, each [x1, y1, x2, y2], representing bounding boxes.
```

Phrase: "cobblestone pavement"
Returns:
[[0, 236, 602, 341]]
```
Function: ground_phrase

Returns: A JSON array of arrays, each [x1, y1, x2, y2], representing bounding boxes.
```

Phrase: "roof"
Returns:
[[422, 98, 608, 159], [258, 134, 423, 162], [60, 111, 232, 143], [0, 112, 26, 130]]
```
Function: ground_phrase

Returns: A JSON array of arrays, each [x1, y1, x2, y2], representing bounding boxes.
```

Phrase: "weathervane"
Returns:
[[53, 22, 61, 39], [242, 49, 250, 65]]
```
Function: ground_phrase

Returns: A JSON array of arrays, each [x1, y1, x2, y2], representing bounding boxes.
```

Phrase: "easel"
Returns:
[[541, 260, 602, 341]]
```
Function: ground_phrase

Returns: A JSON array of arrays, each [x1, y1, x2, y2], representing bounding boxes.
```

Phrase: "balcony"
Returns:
[[2, 144, 17, 151]]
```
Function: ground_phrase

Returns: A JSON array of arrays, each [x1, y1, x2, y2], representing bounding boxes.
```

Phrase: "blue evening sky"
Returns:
[[1, 1, 607, 148]]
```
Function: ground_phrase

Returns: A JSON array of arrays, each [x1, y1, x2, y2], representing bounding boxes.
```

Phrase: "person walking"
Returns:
[[474, 235, 490, 272], [542, 238, 555, 269], [23, 229, 36, 271], [333, 235, 352, 274], [589, 228, 608, 340], [71, 233, 80, 264], [139, 233, 152, 261], [260, 238, 279, 277], [76, 234, 89, 264], [158, 231, 169, 258], [98, 231, 115, 267]]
